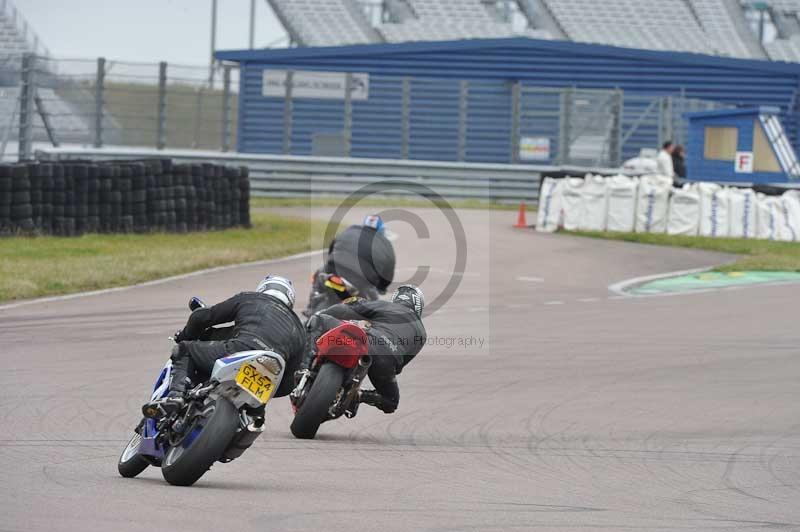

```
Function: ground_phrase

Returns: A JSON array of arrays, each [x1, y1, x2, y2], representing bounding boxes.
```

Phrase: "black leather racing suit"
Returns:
[[305, 299, 426, 412], [171, 291, 306, 398], [321, 224, 396, 298]]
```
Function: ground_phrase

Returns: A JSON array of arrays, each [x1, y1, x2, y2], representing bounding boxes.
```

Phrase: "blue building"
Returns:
[[217, 38, 800, 165], [686, 107, 800, 184]]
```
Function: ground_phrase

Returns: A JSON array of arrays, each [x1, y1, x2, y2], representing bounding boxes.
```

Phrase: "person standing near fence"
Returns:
[[656, 141, 675, 178], [672, 144, 687, 181]]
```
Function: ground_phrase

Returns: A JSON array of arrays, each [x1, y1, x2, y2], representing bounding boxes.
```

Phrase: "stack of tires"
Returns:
[[0, 159, 251, 237]]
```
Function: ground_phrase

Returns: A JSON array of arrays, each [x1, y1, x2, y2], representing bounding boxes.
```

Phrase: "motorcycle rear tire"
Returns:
[[161, 397, 239, 487], [290, 363, 345, 440], [118, 432, 150, 478]]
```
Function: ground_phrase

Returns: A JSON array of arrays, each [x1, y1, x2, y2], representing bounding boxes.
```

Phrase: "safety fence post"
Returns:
[[458, 80, 469, 162], [17, 53, 35, 161], [221, 64, 232, 152], [157, 61, 167, 150], [557, 87, 573, 165], [510, 81, 521, 164], [282, 70, 293, 154], [609, 88, 623, 168], [401, 76, 411, 159], [343, 72, 353, 157], [94, 57, 105, 148]]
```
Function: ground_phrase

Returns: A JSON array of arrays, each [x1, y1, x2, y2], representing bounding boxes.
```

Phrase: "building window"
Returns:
[[753, 120, 781, 173], [704, 127, 738, 161]]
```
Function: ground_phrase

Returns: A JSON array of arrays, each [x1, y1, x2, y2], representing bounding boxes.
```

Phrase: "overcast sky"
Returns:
[[18, 0, 287, 65]]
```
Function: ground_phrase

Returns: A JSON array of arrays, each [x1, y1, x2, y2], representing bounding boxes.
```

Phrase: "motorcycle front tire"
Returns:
[[161, 397, 239, 486], [117, 431, 150, 478], [290, 363, 345, 440]]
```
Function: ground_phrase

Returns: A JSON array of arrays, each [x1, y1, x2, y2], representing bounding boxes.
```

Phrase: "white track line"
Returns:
[[0, 249, 322, 312], [517, 276, 544, 282]]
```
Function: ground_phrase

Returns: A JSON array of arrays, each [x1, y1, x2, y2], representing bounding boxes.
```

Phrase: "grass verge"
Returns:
[[569, 230, 800, 272], [250, 196, 521, 211], [0, 213, 328, 303]]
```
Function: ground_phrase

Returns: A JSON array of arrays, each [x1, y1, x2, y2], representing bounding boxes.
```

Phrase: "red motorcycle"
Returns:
[[289, 322, 371, 439]]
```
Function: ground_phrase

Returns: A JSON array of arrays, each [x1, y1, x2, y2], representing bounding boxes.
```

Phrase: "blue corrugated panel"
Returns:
[[351, 76, 404, 159], [223, 38, 800, 162], [465, 80, 511, 163]]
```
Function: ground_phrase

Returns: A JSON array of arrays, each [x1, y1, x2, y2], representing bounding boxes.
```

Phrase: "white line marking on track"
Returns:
[[516, 276, 544, 282], [544, 300, 564, 305], [577, 297, 599, 302]]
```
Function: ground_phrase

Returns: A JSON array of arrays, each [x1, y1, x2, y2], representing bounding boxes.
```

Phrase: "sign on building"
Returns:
[[519, 137, 550, 161], [262, 70, 369, 101], [734, 151, 753, 173]]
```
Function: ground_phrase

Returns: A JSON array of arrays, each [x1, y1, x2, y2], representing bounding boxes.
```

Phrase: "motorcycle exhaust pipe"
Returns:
[[222, 415, 265, 462], [351, 355, 372, 386]]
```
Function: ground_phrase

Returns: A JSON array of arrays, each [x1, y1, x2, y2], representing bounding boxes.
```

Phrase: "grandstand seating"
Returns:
[[380, 20, 521, 42], [539, 0, 712, 54], [266, 0, 380, 46], [766, 34, 800, 61], [403, 0, 495, 22], [689, 0, 766, 58], [765, 0, 800, 14], [379, 0, 530, 42]]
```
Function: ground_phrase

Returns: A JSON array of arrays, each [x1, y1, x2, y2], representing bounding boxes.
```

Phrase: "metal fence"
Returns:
[[3, 54, 723, 166], [2, 54, 239, 160], [241, 71, 725, 167], [38, 147, 561, 203]]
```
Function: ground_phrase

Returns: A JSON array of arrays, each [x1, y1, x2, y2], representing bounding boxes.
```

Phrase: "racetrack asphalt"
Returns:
[[1, 207, 798, 532]]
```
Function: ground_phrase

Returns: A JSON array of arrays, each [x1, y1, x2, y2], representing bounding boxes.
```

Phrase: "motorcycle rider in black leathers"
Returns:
[[298, 285, 426, 414], [308, 214, 395, 307], [144, 275, 306, 416]]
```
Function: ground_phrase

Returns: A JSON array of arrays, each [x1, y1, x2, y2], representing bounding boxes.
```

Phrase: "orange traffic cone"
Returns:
[[514, 202, 528, 228]]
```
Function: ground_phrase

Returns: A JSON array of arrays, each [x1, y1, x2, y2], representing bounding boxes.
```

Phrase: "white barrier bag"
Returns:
[[757, 194, 779, 240], [635, 175, 671, 233], [728, 188, 758, 239], [536, 177, 564, 232], [698, 183, 730, 238], [560, 177, 585, 231], [667, 184, 700, 236], [777, 191, 800, 242], [579, 174, 608, 231], [606, 175, 638, 232]]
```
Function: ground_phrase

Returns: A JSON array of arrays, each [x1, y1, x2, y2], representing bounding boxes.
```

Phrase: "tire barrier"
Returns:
[[0, 160, 251, 237]]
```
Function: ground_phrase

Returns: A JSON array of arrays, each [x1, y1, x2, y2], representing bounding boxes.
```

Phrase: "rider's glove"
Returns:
[[173, 329, 184, 343]]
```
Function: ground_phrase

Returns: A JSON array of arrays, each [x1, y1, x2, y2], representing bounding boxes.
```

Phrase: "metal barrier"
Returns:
[[4, 54, 725, 168], [32, 147, 629, 203]]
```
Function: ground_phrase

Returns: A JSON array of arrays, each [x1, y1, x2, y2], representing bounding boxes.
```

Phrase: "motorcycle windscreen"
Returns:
[[315, 322, 369, 369]]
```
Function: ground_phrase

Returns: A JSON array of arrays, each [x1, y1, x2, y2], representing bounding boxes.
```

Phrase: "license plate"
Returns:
[[235, 363, 274, 404]]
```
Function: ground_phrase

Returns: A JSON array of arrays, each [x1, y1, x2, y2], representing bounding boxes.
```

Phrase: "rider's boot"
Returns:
[[142, 354, 190, 419], [358, 389, 385, 411]]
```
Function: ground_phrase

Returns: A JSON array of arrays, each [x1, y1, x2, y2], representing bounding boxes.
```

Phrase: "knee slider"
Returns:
[[381, 395, 398, 413], [170, 343, 186, 362]]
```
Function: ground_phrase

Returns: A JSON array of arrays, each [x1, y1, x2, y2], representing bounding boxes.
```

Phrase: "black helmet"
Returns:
[[391, 285, 424, 317], [256, 275, 296, 309]]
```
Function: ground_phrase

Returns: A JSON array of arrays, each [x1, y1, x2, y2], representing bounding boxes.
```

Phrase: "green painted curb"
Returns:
[[630, 271, 800, 295]]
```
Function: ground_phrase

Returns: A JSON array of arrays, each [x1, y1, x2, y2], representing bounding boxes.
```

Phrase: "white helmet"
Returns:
[[256, 275, 296, 309]]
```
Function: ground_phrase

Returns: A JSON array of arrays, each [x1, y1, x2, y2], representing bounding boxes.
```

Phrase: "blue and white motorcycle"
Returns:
[[117, 298, 286, 486]]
